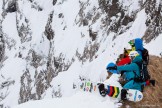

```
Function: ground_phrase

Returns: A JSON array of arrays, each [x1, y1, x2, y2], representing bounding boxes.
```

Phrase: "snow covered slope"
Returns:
[[13, 92, 119, 108], [0, 0, 161, 108]]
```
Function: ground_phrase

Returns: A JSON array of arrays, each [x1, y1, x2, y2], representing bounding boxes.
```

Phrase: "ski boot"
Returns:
[[98, 84, 107, 97], [121, 89, 128, 100]]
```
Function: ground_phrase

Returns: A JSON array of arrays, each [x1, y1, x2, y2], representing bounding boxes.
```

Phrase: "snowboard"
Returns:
[[74, 80, 143, 102], [99, 84, 143, 102], [77, 80, 98, 93]]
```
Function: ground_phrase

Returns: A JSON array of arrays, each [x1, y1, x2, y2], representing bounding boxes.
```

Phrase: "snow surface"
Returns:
[[12, 92, 119, 108], [145, 34, 162, 56], [0, 0, 162, 108]]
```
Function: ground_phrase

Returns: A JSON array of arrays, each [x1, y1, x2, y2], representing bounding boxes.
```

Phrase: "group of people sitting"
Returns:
[[106, 38, 155, 100]]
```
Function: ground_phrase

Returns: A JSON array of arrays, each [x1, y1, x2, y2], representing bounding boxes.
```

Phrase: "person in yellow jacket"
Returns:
[[126, 39, 136, 54]]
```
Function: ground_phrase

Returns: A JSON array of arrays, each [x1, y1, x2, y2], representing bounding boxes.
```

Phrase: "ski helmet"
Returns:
[[128, 51, 139, 57], [128, 40, 134, 46], [129, 51, 139, 60], [106, 62, 118, 74]]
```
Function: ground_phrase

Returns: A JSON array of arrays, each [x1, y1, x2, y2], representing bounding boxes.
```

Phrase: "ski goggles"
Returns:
[[107, 69, 118, 74]]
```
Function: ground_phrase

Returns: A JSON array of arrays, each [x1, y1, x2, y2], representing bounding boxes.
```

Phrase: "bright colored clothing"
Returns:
[[117, 56, 131, 66], [134, 38, 144, 56], [123, 80, 142, 91], [117, 56, 143, 91], [132, 46, 136, 51]]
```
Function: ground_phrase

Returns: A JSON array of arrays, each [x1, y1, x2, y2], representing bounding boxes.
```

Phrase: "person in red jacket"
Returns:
[[116, 48, 132, 86], [117, 48, 131, 66], [117, 55, 131, 66]]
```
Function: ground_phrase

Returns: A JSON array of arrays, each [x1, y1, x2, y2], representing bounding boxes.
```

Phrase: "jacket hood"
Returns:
[[134, 38, 144, 56], [134, 38, 144, 50]]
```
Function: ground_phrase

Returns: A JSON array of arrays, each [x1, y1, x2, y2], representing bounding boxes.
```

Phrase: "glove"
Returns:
[[121, 71, 125, 76], [107, 66, 117, 70]]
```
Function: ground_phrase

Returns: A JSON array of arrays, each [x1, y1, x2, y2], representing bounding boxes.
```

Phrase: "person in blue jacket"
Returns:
[[106, 51, 155, 100], [130, 38, 144, 56], [108, 51, 143, 89]]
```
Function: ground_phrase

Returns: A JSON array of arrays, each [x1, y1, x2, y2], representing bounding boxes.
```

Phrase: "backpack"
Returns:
[[138, 48, 149, 65], [134, 61, 150, 82]]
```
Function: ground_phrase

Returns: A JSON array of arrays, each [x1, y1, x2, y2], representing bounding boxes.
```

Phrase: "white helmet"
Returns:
[[129, 51, 139, 57]]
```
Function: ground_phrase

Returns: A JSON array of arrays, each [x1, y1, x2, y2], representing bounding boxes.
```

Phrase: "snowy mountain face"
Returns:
[[0, 0, 162, 108]]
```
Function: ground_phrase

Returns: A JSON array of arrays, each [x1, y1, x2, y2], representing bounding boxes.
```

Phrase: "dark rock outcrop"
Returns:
[[44, 11, 54, 41], [143, 0, 162, 43], [6, 0, 17, 13]]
